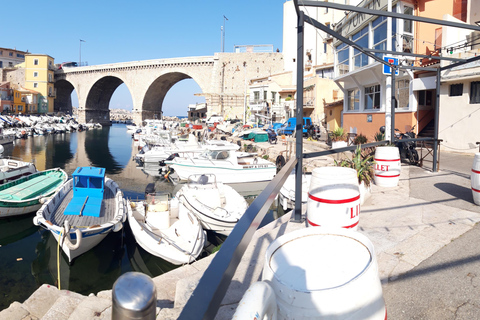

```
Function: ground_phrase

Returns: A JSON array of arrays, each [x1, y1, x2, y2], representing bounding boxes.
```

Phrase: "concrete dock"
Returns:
[[1, 138, 480, 319]]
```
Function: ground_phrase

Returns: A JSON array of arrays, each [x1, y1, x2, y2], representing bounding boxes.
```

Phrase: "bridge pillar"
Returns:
[[78, 109, 112, 126]]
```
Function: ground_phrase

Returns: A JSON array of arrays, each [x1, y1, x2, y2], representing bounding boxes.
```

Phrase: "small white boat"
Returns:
[[127, 187, 206, 265], [0, 158, 37, 184], [33, 167, 127, 262], [165, 144, 277, 184], [175, 174, 248, 236], [279, 170, 312, 210]]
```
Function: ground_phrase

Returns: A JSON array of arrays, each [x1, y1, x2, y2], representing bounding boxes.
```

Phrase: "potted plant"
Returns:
[[335, 145, 375, 205], [330, 127, 348, 148]]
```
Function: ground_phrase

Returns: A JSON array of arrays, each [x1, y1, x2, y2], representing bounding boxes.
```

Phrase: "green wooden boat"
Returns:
[[0, 168, 68, 218]]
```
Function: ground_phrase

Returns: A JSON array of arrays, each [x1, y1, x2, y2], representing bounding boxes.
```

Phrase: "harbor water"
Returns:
[[0, 124, 280, 310]]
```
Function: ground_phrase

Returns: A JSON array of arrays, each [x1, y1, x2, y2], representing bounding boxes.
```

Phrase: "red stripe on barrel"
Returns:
[[308, 193, 360, 204]]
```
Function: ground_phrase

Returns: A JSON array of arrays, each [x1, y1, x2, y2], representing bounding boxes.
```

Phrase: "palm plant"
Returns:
[[335, 145, 375, 187], [331, 127, 347, 142]]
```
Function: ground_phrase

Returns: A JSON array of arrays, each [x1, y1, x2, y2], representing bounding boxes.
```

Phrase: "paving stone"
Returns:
[[68, 296, 111, 320], [41, 293, 85, 320], [22, 284, 61, 319], [0, 302, 31, 320]]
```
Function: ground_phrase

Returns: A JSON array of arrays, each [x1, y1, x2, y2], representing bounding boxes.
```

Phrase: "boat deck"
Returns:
[[0, 173, 63, 201], [49, 187, 117, 228]]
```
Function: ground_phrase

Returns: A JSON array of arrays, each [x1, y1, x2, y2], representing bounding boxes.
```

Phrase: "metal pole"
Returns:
[[433, 68, 440, 172], [223, 15, 228, 53], [294, 10, 304, 223], [391, 68, 396, 144], [79, 39, 85, 67], [243, 62, 247, 125]]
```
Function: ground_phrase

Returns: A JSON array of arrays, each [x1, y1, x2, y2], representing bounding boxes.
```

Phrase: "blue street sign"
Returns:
[[383, 56, 399, 75]]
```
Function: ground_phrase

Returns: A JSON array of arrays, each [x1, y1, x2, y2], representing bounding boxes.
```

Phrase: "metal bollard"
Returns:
[[112, 272, 157, 319]]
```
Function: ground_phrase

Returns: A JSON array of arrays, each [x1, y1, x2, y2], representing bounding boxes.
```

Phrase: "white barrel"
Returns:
[[374, 146, 401, 187], [262, 228, 386, 320], [307, 167, 360, 230], [471, 153, 480, 205]]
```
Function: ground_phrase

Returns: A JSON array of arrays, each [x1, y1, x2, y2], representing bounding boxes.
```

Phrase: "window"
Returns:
[[33, 83, 38, 88], [336, 42, 349, 75], [352, 26, 368, 70], [402, 5, 414, 53], [34, 59, 39, 65], [470, 82, 480, 104], [396, 79, 410, 109], [372, 16, 387, 59], [48, 74, 52, 82], [347, 89, 360, 111], [418, 90, 432, 106], [263, 91, 267, 101], [18, 106, 22, 111], [271, 92, 276, 104], [9, 52, 13, 57], [33, 72, 38, 77], [364, 85, 381, 110], [0, 61, 3, 68], [254, 91, 260, 102], [449, 83, 463, 96]]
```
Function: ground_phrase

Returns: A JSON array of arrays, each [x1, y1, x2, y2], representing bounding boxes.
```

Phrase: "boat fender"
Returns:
[[39, 197, 49, 204], [275, 155, 286, 173], [33, 215, 40, 226], [62, 221, 82, 251], [113, 221, 123, 232]]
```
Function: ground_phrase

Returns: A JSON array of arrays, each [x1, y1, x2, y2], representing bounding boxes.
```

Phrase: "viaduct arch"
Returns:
[[54, 53, 284, 125]]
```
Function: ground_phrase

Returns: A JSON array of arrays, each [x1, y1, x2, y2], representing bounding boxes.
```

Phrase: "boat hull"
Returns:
[[168, 163, 276, 184], [34, 177, 126, 262], [0, 168, 67, 218], [127, 200, 205, 265]]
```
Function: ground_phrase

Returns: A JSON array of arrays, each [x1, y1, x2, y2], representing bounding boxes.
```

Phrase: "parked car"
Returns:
[[276, 117, 312, 136]]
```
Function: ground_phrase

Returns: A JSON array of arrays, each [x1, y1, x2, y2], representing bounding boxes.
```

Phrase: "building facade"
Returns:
[[0, 47, 27, 69], [24, 54, 55, 114]]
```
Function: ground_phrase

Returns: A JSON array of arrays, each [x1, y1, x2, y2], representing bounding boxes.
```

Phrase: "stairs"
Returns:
[[417, 120, 435, 148]]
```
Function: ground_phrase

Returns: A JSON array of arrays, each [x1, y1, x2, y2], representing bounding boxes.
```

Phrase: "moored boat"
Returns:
[[33, 167, 127, 262], [175, 174, 248, 235], [127, 185, 206, 265], [164, 144, 277, 184], [0, 158, 37, 184], [0, 168, 67, 218]]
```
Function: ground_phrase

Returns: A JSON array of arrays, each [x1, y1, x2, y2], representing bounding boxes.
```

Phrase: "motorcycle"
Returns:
[[379, 125, 419, 165], [394, 126, 419, 165], [267, 128, 278, 144], [306, 124, 321, 141]]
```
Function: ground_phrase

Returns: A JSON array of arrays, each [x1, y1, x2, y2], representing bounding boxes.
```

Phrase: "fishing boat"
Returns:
[[175, 174, 248, 236], [127, 184, 206, 265], [33, 167, 127, 263], [164, 144, 277, 184], [0, 158, 37, 184], [0, 168, 67, 218]]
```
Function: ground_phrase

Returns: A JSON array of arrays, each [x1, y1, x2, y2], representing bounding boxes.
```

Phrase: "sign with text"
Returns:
[[383, 57, 399, 75]]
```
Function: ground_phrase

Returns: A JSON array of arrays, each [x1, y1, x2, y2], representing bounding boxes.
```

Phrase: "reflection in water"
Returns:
[[0, 213, 37, 246], [85, 127, 124, 174]]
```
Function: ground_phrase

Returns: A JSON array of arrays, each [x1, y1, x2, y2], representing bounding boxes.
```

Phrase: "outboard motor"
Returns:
[[144, 183, 155, 199], [159, 153, 179, 167]]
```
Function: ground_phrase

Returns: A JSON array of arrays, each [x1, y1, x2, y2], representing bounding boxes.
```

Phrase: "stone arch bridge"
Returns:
[[54, 52, 284, 125]]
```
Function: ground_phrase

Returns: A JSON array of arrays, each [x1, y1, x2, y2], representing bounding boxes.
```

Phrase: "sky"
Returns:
[[4, 0, 286, 116]]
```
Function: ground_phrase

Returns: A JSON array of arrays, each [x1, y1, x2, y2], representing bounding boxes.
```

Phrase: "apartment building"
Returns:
[[24, 54, 55, 114], [0, 47, 28, 69]]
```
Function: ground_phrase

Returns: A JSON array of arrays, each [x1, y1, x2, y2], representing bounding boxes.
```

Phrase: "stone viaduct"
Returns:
[[54, 52, 284, 125]]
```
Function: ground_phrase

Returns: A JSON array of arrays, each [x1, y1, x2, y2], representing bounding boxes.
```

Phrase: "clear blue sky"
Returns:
[[4, 0, 285, 116]]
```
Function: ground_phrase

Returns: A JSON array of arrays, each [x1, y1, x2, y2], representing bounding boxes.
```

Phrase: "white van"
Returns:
[[206, 115, 223, 125]]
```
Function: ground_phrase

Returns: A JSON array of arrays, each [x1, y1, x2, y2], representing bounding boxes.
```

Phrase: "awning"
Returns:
[[412, 76, 436, 91]]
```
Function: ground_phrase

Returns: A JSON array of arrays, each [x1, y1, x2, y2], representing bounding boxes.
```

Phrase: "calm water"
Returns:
[[0, 124, 280, 310]]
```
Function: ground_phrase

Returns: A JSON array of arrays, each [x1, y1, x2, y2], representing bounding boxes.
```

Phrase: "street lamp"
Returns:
[[222, 15, 228, 52], [79, 39, 86, 67]]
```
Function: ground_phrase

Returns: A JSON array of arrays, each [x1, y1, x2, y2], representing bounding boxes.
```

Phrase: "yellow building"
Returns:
[[24, 54, 55, 114], [12, 89, 25, 113]]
